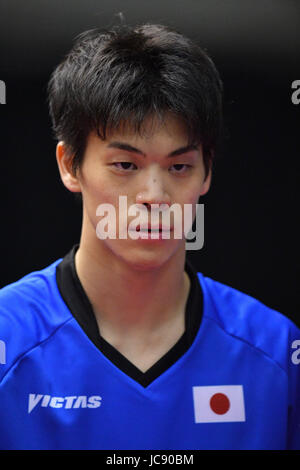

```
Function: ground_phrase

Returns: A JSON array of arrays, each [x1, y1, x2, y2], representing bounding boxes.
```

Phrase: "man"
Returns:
[[0, 22, 299, 450]]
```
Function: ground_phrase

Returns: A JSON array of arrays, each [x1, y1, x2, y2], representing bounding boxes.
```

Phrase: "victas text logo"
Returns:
[[28, 394, 102, 414]]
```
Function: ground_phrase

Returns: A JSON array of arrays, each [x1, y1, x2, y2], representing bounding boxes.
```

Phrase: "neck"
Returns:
[[74, 231, 190, 340]]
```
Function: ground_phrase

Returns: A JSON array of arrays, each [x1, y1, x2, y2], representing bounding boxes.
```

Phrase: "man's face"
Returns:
[[63, 114, 211, 270]]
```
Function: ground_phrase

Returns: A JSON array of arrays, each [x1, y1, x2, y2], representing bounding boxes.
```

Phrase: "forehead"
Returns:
[[104, 113, 190, 146]]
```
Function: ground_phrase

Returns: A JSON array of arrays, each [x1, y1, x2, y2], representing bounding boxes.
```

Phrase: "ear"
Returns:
[[199, 165, 212, 196], [56, 141, 82, 193]]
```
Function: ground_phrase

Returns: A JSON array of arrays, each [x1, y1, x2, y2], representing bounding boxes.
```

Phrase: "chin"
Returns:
[[119, 245, 183, 272]]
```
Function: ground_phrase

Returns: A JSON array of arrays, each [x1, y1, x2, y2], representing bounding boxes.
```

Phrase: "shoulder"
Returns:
[[0, 258, 72, 381], [197, 272, 300, 372]]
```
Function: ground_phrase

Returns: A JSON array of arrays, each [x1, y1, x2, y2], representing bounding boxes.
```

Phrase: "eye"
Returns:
[[111, 162, 193, 174], [112, 162, 137, 171], [169, 164, 192, 174]]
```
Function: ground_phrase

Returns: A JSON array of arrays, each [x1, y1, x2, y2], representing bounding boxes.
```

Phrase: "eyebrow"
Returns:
[[106, 141, 199, 157]]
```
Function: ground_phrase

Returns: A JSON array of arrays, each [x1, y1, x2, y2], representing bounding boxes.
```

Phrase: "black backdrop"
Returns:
[[0, 0, 299, 325]]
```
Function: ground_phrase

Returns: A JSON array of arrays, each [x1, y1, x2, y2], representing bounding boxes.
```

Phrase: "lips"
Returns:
[[136, 224, 173, 232]]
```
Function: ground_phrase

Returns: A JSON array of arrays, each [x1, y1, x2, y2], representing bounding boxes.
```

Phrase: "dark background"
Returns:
[[0, 0, 299, 325]]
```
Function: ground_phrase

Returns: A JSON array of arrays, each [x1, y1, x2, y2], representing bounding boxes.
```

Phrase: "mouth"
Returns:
[[136, 225, 173, 232]]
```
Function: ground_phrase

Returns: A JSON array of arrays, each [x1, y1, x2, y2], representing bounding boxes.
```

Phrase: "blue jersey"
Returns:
[[0, 245, 299, 450]]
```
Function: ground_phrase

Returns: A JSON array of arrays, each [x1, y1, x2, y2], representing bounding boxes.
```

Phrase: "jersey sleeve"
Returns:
[[0, 281, 45, 383]]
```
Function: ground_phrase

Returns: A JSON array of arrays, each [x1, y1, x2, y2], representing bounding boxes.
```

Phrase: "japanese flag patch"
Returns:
[[192, 385, 246, 423]]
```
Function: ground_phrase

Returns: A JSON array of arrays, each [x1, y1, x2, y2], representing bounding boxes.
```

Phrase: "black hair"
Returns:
[[48, 21, 223, 179]]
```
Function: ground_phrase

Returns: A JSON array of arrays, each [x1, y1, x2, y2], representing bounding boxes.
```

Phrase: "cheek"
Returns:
[[80, 174, 119, 230], [82, 173, 118, 206], [181, 182, 203, 205], [179, 183, 203, 224]]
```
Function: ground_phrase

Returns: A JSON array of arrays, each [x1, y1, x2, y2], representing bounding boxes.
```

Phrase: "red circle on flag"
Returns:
[[210, 393, 230, 415]]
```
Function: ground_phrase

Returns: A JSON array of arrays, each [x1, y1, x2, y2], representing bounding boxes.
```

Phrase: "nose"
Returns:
[[135, 167, 171, 210]]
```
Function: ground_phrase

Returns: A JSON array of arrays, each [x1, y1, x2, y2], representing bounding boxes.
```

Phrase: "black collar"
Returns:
[[56, 244, 203, 387]]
